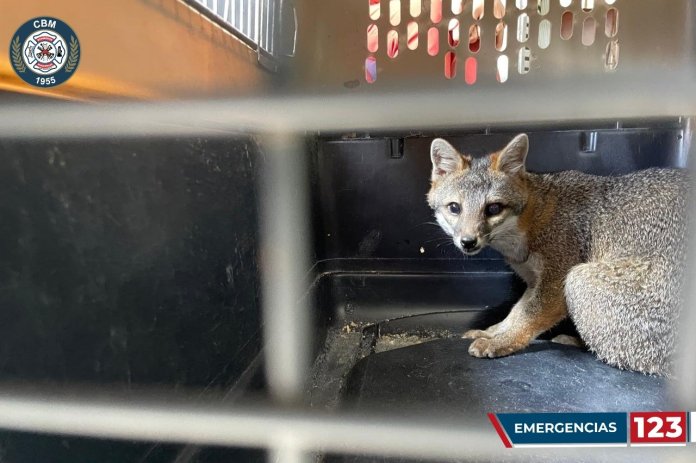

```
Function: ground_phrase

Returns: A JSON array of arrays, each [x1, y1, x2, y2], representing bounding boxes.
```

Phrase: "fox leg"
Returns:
[[467, 283, 567, 358], [565, 258, 678, 376], [462, 325, 501, 340], [462, 289, 536, 340]]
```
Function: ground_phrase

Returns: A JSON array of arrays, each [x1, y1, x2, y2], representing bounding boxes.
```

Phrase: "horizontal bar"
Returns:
[[1, 75, 695, 138], [0, 388, 691, 461], [0, 387, 495, 459]]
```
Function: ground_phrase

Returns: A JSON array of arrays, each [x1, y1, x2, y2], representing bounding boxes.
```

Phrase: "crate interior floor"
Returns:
[[309, 311, 669, 414], [312, 309, 669, 463]]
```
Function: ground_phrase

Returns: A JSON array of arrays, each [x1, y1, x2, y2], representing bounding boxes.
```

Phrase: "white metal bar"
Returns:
[[186, 0, 265, 46], [269, 441, 311, 463], [0, 388, 495, 459], [262, 0, 269, 50], [0, 76, 695, 138], [240, 0, 246, 35], [251, 0, 261, 45], [267, 0, 272, 51], [223, 0, 230, 23], [0, 388, 690, 460], [675, 119, 696, 409], [260, 134, 312, 404], [270, 0, 276, 54], [246, 0, 252, 37], [261, 134, 311, 463]]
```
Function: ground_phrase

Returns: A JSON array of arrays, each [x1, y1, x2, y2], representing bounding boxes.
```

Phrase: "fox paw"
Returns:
[[468, 337, 523, 358], [462, 329, 493, 339]]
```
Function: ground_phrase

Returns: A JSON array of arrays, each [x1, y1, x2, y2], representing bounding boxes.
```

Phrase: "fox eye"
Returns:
[[485, 202, 504, 217], [447, 202, 461, 215]]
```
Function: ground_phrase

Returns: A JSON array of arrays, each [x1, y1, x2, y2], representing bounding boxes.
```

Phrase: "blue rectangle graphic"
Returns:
[[494, 412, 627, 446]]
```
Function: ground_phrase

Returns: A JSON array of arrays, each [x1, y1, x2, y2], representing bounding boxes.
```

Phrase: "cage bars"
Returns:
[[1, 77, 696, 137], [0, 91, 695, 463]]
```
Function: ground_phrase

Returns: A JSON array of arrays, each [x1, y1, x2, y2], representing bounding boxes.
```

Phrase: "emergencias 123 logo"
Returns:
[[10, 17, 80, 88]]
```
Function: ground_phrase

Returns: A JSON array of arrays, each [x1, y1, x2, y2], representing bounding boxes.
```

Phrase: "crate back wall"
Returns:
[[0, 137, 262, 387]]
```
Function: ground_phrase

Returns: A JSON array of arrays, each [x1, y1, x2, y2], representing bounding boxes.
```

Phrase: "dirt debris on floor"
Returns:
[[373, 330, 453, 353]]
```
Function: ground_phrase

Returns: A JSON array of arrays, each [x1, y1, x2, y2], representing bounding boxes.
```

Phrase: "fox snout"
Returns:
[[452, 217, 486, 253], [455, 231, 485, 255], [459, 235, 480, 252]]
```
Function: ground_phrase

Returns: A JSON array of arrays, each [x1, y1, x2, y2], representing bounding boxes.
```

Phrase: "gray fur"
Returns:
[[427, 134, 689, 376]]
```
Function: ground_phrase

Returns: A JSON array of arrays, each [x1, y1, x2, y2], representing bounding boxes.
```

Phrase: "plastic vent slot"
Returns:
[[431, 0, 443, 23], [538, 19, 551, 48], [445, 51, 457, 78], [517, 13, 530, 42], [495, 21, 508, 51], [605, 39, 619, 71], [605, 8, 618, 37], [469, 24, 481, 52], [452, 0, 463, 15], [561, 11, 574, 40], [448, 19, 461, 47], [494, 0, 507, 19], [582, 16, 596, 46], [365, 55, 377, 82], [428, 27, 439, 55], [497, 55, 509, 82], [464, 56, 477, 84], [516, 0, 527, 9], [537, 0, 549, 15], [581, 0, 594, 12], [387, 30, 399, 57], [410, 0, 421, 17], [407, 21, 419, 49], [369, 0, 380, 20], [390, 0, 401, 25], [473, 0, 485, 20], [367, 24, 379, 52], [518, 46, 531, 74]]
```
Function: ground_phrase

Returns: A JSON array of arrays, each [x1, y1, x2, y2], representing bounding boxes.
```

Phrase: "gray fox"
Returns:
[[427, 133, 689, 376]]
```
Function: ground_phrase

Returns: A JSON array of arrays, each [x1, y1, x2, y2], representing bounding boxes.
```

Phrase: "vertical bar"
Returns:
[[223, 0, 230, 23], [252, 0, 257, 39], [241, 0, 245, 34], [260, 133, 312, 463], [264, 0, 270, 51], [231, 0, 237, 29], [261, 0, 268, 50], [271, 0, 279, 54], [269, 440, 311, 463], [254, 0, 261, 43], [259, 133, 312, 404], [212, 0, 218, 14], [675, 118, 696, 409], [247, 0, 253, 37]]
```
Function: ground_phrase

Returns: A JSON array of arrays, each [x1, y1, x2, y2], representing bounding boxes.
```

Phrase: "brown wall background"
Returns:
[[0, 0, 271, 100]]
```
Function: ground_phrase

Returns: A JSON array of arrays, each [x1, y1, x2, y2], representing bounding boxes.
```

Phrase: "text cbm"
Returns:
[[34, 19, 56, 29]]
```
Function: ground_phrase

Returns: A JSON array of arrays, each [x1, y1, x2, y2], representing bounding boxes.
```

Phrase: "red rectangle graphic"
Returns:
[[629, 411, 687, 445]]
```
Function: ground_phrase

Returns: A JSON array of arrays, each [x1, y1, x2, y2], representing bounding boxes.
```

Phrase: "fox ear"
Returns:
[[494, 133, 529, 175], [430, 138, 469, 181]]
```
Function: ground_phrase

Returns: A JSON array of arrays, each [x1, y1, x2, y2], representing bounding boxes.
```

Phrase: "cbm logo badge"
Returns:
[[10, 17, 80, 88]]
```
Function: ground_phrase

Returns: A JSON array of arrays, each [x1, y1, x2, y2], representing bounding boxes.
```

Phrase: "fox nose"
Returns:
[[460, 237, 478, 250]]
